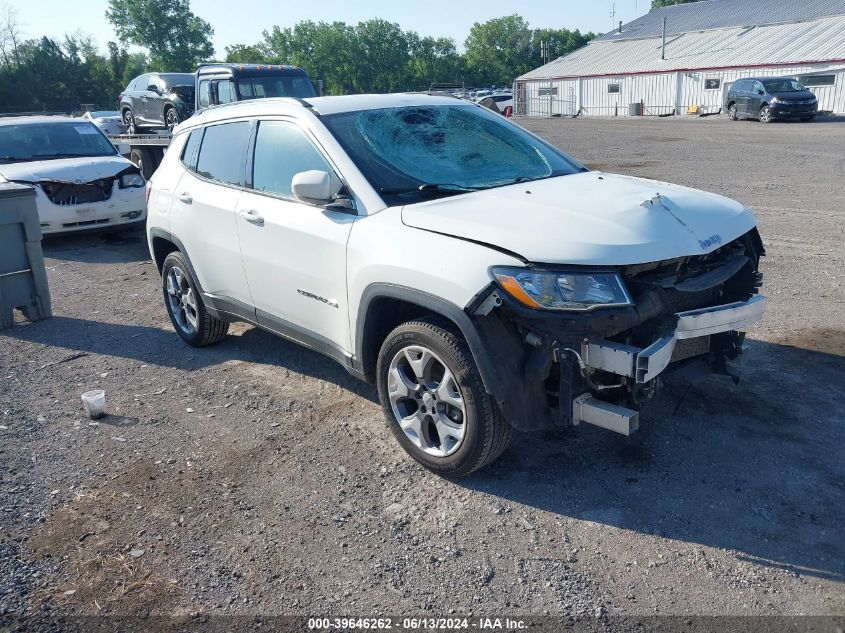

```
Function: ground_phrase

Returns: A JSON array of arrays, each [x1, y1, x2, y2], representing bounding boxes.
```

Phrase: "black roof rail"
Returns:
[[197, 96, 316, 115]]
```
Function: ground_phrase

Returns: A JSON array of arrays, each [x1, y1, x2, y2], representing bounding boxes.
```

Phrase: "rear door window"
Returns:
[[195, 121, 252, 186]]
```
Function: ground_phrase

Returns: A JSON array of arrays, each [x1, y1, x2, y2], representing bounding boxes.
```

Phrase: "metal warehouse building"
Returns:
[[515, 0, 845, 117]]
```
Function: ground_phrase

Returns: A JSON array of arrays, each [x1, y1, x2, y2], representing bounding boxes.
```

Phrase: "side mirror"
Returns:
[[757, 89, 765, 95], [292, 170, 339, 204], [115, 142, 131, 155], [147, 85, 160, 93]]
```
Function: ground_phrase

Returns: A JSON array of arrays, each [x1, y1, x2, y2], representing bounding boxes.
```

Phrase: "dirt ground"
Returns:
[[1, 115, 844, 628]]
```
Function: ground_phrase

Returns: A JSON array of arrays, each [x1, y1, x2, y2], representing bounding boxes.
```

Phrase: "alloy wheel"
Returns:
[[165, 265, 199, 335], [165, 108, 179, 132], [760, 106, 772, 123], [123, 110, 136, 134], [728, 104, 738, 120], [387, 345, 466, 458]]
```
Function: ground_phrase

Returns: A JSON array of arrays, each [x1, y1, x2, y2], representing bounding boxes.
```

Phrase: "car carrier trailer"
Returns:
[[108, 132, 171, 180]]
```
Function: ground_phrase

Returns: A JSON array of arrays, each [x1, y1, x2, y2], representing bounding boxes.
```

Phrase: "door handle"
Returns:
[[240, 209, 264, 226], [177, 192, 192, 204]]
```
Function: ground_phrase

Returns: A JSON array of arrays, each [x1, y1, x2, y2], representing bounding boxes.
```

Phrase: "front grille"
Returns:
[[61, 219, 110, 228], [617, 228, 764, 347], [623, 229, 763, 307], [41, 179, 115, 206]]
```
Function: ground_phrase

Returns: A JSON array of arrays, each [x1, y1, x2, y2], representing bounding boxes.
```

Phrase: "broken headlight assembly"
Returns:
[[119, 173, 145, 189], [492, 267, 633, 311]]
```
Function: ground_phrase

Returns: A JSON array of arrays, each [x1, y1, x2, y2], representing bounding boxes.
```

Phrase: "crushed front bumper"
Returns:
[[563, 295, 766, 436], [582, 295, 767, 383]]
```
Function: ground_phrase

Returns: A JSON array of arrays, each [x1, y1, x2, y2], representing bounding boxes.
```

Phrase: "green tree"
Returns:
[[107, 41, 148, 89], [464, 15, 533, 87], [224, 43, 267, 63], [405, 33, 463, 91], [650, 0, 700, 9], [105, 0, 213, 71], [354, 19, 409, 92], [261, 21, 358, 94], [530, 28, 594, 68]]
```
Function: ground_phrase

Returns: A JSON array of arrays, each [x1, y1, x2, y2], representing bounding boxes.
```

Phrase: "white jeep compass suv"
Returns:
[[146, 94, 766, 475]]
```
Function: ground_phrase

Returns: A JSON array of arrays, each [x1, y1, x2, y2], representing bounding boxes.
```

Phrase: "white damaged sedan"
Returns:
[[0, 116, 146, 234]]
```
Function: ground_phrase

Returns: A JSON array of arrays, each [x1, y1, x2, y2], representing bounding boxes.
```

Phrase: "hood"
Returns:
[[401, 171, 757, 265], [0, 155, 135, 184], [770, 89, 816, 101]]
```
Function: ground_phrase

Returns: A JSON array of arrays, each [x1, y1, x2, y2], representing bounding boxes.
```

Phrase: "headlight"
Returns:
[[119, 173, 145, 188], [492, 267, 633, 311], [770, 96, 781, 103], [809, 97, 817, 104]]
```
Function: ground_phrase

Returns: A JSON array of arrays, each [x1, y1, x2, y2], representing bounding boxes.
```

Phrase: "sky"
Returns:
[[11, 0, 649, 57]]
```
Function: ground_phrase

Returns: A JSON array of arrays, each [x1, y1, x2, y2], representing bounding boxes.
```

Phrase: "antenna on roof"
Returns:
[[610, 2, 616, 30]]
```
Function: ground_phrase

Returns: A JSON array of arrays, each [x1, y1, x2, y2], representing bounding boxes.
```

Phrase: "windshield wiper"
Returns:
[[0, 156, 38, 163], [379, 183, 481, 196]]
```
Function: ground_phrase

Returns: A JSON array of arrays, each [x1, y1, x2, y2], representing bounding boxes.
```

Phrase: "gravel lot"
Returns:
[[1, 115, 843, 628]]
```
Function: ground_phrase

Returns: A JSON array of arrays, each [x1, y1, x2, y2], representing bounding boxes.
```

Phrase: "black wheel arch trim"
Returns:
[[356, 283, 503, 398], [149, 228, 202, 284]]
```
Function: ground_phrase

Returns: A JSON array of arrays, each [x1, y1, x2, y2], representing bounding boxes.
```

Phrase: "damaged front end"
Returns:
[[470, 228, 766, 435], [9, 164, 145, 233]]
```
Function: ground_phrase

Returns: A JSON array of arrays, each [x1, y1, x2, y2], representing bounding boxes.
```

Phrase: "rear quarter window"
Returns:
[[180, 129, 203, 170], [194, 121, 251, 186]]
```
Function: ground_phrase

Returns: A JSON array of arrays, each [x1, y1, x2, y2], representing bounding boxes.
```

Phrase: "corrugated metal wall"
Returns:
[[516, 63, 845, 117]]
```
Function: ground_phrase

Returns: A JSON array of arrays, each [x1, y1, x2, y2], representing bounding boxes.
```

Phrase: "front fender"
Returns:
[[355, 283, 504, 399]]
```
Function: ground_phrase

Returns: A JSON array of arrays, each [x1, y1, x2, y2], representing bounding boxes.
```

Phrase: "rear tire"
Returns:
[[727, 103, 738, 120], [161, 251, 228, 347], [123, 108, 137, 135], [376, 316, 511, 476], [130, 147, 158, 180]]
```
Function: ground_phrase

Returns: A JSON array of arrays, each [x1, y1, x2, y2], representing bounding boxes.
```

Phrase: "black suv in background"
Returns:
[[120, 73, 196, 133], [725, 77, 818, 123], [195, 64, 317, 113]]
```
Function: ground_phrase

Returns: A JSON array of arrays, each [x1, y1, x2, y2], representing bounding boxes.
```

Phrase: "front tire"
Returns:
[[759, 105, 773, 123], [161, 251, 228, 347], [376, 317, 511, 476]]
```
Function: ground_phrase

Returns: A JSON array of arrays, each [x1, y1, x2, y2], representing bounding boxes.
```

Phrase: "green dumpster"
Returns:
[[0, 183, 52, 329]]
